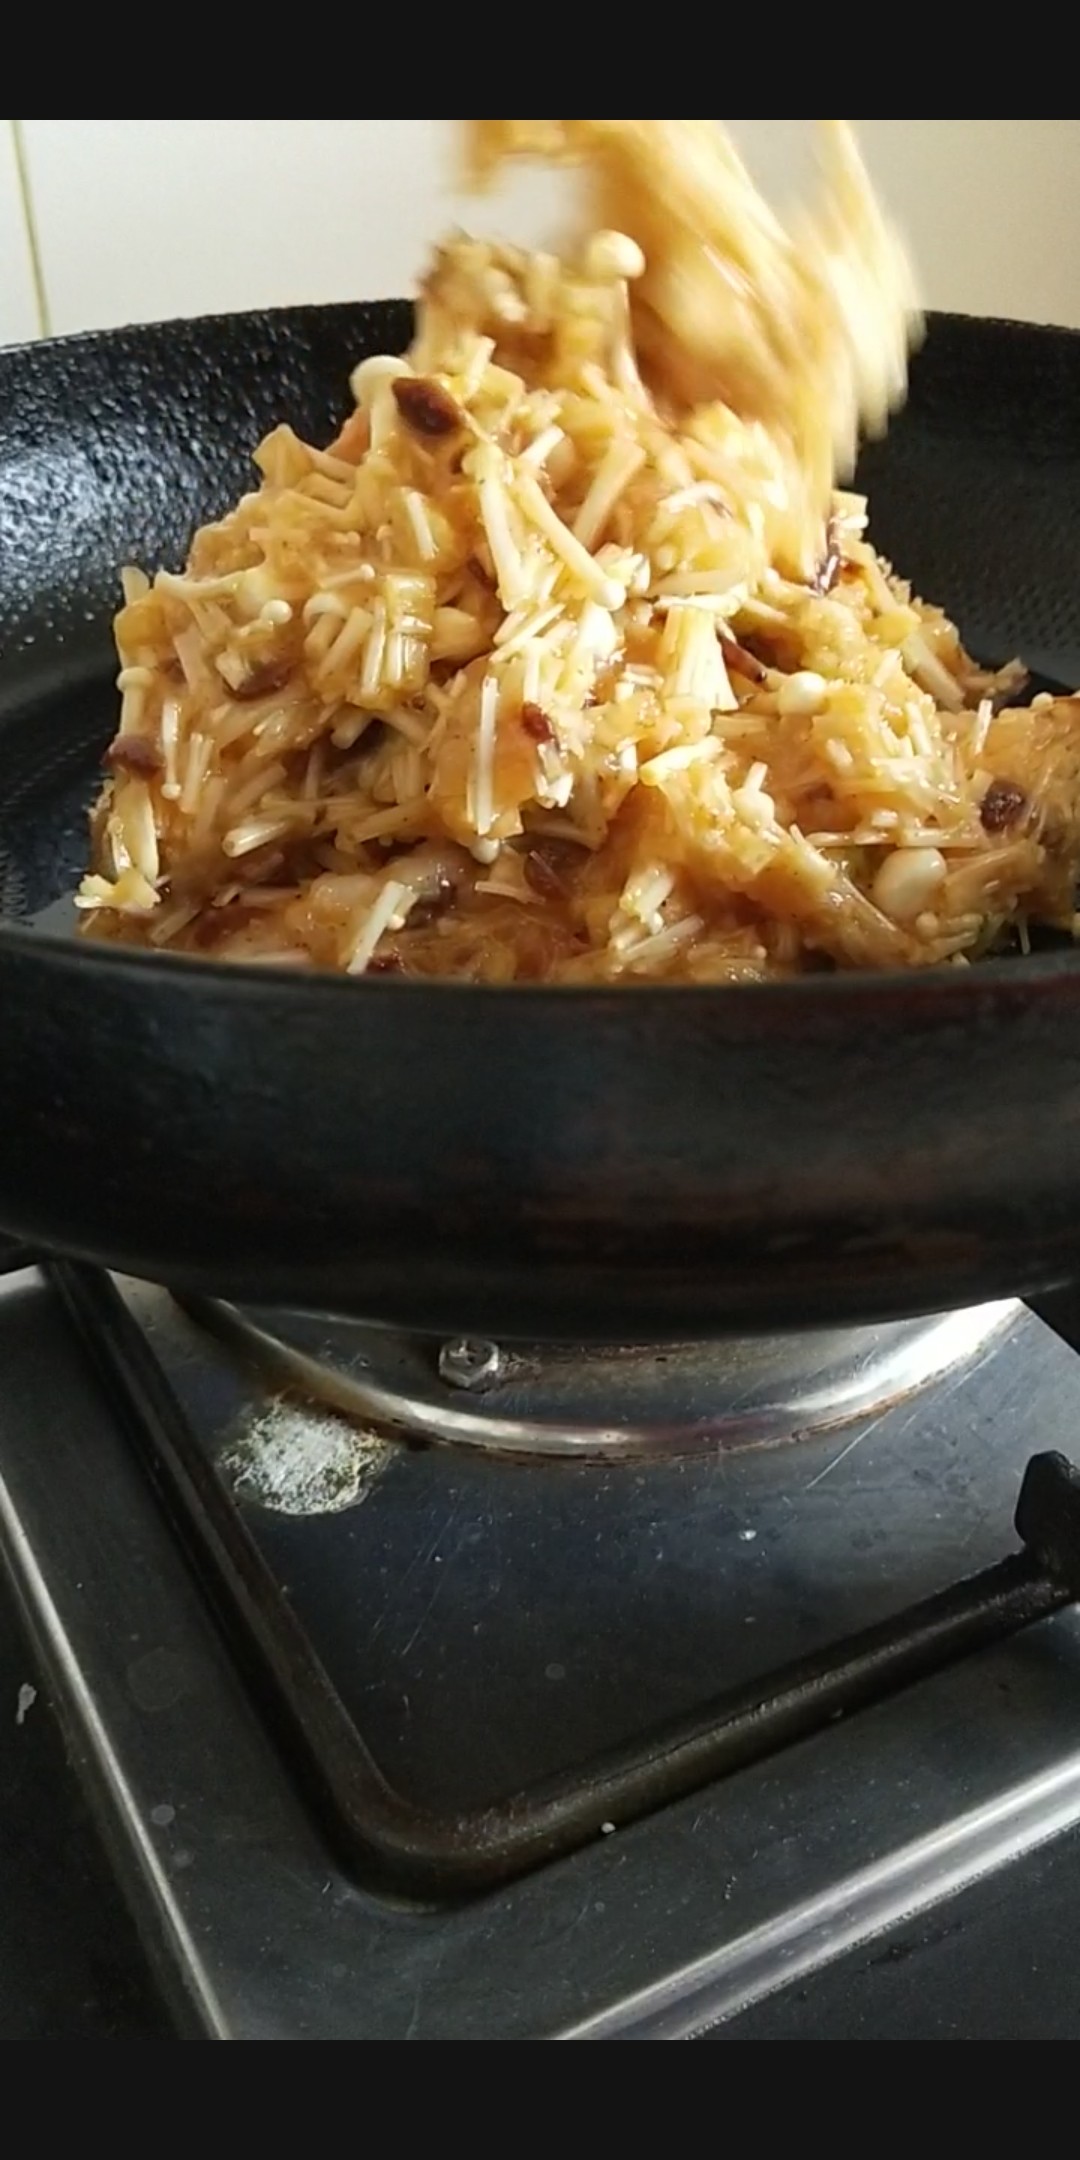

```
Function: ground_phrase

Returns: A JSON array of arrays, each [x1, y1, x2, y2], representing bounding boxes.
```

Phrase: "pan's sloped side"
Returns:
[[859, 314, 1080, 690], [0, 301, 413, 699], [2, 930, 1080, 1337], [0, 301, 410, 928]]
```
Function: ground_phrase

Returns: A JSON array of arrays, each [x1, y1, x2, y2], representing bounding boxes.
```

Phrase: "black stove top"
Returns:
[[3, 1241, 1080, 2039]]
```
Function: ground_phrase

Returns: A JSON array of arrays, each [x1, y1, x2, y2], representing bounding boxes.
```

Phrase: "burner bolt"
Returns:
[[439, 1338, 504, 1393]]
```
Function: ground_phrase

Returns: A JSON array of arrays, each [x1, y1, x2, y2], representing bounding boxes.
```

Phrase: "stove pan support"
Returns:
[[51, 1262, 1080, 1905]]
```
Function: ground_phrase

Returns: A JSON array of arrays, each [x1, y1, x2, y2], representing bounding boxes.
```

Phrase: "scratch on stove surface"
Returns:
[[804, 1426, 872, 1494], [399, 1500, 467, 1658], [552, 1887, 598, 1951], [366, 1499, 466, 1657]]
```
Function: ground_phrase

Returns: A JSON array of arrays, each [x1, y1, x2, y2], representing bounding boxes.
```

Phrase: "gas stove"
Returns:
[[2, 1240, 1080, 2041]]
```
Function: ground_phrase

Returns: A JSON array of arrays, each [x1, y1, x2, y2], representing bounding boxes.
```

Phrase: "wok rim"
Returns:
[[2, 909, 1080, 1013]]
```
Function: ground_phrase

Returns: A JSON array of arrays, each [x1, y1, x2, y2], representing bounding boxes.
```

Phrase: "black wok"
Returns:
[[2, 301, 1080, 1341]]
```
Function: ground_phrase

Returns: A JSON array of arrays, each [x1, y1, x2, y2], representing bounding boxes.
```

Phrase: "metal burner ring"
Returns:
[[182, 1300, 1019, 1464]]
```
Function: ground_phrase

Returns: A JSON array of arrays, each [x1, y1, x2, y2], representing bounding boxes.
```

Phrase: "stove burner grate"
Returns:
[[51, 1261, 1080, 1903]]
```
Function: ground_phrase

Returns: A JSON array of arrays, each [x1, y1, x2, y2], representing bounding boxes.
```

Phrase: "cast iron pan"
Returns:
[[2, 301, 1080, 1341]]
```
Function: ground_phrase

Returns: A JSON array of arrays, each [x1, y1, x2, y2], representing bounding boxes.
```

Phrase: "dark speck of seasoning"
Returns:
[[408, 875, 456, 929], [809, 515, 843, 597], [811, 516, 844, 597], [719, 633, 767, 686], [524, 848, 572, 903], [193, 902, 252, 949], [521, 703, 555, 745], [981, 778, 1029, 834], [813, 549, 842, 598], [467, 554, 497, 592], [393, 376, 464, 439], [104, 733, 164, 778], [368, 954, 406, 976], [234, 657, 295, 703]]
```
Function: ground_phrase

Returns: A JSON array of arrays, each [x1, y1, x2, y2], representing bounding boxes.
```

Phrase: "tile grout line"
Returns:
[[9, 120, 52, 339]]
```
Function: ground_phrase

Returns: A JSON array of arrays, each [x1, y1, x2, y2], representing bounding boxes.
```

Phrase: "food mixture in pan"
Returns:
[[79, 119, 1080, 983]]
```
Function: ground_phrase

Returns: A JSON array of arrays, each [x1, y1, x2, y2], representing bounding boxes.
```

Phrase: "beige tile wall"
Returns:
[[16, 120, 564, 335], [0, 122, 39, 345], [6, 121, 1080, 343], [732, 120, 1080, 327]]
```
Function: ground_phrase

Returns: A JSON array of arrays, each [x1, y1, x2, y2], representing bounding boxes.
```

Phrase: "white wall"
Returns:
[[732, 120, 1080, 329], [0, 122, 38, 345], [6, 120, 1080, 341]]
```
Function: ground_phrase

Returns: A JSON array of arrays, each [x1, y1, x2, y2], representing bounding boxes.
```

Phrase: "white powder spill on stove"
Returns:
[[222, 1397, 395, 1518]]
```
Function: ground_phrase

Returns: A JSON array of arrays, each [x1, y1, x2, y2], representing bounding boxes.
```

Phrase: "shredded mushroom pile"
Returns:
[[79, 119, 1080, 982]]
